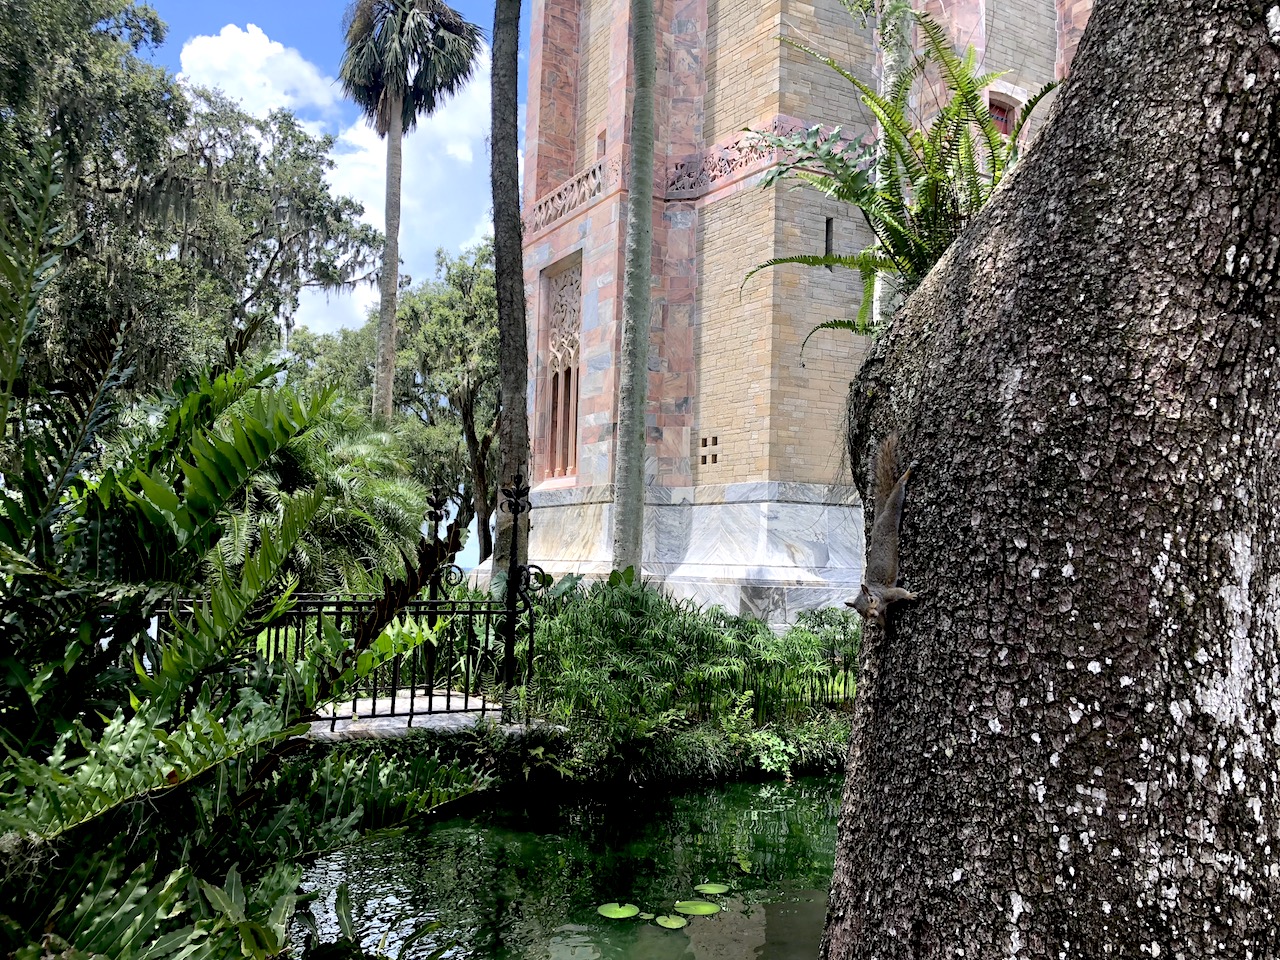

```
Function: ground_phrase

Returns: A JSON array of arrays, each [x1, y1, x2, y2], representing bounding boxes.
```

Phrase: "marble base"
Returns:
[[527, 480, 865, 626]]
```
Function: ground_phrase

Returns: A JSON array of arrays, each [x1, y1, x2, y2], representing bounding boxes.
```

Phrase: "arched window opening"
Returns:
[[989, 94, 1018, 137], [560, 367, 577, 476], [549, 371, 562, 475], [542, 260, 582, 481]]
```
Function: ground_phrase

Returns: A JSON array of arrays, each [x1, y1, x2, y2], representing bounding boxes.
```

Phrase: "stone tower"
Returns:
[[520, 0, 1093, 623]]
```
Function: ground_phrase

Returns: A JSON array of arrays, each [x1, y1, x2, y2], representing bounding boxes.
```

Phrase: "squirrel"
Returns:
[[847, 433, 917, 622]]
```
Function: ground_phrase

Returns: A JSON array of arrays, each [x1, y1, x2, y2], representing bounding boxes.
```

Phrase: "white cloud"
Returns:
[[179, 24, 338, 117], [322, 47, 496, 306], [462, 215, 494, 251], [178, 28, 512, 335]]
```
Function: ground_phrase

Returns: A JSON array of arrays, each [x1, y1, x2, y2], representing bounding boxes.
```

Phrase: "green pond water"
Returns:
[[301, 775, 841, 959]]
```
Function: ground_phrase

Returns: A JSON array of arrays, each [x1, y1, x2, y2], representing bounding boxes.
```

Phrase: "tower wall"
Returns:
[[520, 0, 1090, 623], [1056, 0, 1095, 79], [703, 0, 779, 143], [575, 0, 615, 169], [525, 0, 580, 197]]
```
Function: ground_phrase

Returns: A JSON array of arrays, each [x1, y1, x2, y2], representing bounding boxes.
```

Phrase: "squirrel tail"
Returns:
[[873, 433, 902, 504]]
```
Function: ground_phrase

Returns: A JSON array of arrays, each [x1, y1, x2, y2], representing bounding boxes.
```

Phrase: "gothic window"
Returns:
[[543, 262, 582, 479], [989, 94, 1018, 137]]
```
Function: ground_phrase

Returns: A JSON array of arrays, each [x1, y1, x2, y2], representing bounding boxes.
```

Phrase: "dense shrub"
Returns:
[[502, 570, 861, 783]]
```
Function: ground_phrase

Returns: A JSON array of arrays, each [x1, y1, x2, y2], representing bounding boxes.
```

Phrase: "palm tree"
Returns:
[[490, 0, 530, 574], [339, 0, 482, 422], [863, 0, 914, 327], [215, 404, 434, 594], [610, 0, 657, 573]]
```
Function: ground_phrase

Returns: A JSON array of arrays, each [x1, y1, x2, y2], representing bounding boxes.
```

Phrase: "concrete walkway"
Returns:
[[308, 690, 503, 742]]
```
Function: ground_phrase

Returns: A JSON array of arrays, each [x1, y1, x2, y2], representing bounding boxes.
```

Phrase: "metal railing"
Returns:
[[259, 566, 521, 727], [160, 477, 546, 729]]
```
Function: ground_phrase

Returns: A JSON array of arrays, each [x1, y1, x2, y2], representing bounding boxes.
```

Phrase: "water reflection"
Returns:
[[303, 776, 839, 959]]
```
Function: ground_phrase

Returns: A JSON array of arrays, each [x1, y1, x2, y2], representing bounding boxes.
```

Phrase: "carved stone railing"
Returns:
[[666, 117, 809, 199], [524, 116, 837, 231], [525, 157, 624, 234]]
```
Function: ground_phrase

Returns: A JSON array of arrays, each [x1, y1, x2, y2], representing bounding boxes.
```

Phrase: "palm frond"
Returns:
[[340, 0, 483, 136]]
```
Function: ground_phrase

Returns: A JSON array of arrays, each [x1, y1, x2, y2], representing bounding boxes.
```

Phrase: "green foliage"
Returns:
[[315, 245, 497, 541], [752, 9, 1057, 336], [0, 1, 380, 394], [0, 0, 178, 180], [211, 402, 436, 594], [523, 575, 860, 782], [0, 143, 73, 442], [288, 243, 501, 562], [0, 151, 485, 960]]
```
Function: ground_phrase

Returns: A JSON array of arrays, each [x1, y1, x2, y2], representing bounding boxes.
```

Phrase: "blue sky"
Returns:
[[144, 0, 531, 336]]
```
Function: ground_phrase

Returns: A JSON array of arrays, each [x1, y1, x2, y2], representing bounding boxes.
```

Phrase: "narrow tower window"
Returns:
[[542, 260, 583, 480]]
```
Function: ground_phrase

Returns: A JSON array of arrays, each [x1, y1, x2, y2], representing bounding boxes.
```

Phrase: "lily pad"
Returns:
[[673, 900, 720, 916], [596, 902, 640, 919], [693, 883, 730, 895], [655, 915, 688, 929], [638, 913, 655, 920]]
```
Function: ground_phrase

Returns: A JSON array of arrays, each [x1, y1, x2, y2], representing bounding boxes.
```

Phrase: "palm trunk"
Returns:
[[871, 2, 913, 328], [372, 98, 404, 422], [610, 0, 656, 573], [822, 1, 1280, 956], [491, 0, 530, 570]]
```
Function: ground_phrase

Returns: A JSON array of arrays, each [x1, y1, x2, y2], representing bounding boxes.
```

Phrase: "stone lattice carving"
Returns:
[[526, 158, 625, 233], [666, 117, 808, 198], [547, 263, 582, 374]]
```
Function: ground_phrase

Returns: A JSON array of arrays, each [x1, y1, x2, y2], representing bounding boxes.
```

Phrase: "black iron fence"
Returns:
[[264, 568, 520, 726], [157, 478, 548, 728], [161, 562, 540, 727]]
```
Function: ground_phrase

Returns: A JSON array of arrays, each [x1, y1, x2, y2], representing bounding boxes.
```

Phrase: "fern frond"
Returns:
[[148, 485, 326, 695]]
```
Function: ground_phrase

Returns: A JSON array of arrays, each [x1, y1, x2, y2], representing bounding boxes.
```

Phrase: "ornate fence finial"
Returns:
[[500, 474, 531, 518], [426, 486, 449, 525]]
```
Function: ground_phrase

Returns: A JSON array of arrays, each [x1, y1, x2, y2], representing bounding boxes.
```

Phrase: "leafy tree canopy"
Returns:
[[288, 243, 501, 559], [0, 1, 383, 394]]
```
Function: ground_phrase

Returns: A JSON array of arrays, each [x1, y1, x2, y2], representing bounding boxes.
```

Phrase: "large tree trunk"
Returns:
[[491, 0, 530, 570], [372, 98, 404, 422], [610, 0, 656, 572], [822, 2, 1280, 957]]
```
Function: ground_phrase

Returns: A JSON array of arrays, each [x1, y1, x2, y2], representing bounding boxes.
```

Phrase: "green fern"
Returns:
[[753, 9, 1057, 341]]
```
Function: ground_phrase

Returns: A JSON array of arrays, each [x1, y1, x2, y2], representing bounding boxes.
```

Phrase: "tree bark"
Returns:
[[871, 0, 913, 328], [459, 382, 495, 563], [611, 0, 656, 573], [822, 2, 1280, 957], [491, 0, 530, 570], [372, 97, 404, 422]]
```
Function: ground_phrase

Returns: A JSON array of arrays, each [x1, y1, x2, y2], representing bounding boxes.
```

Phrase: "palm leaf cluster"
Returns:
[[0, 148, 486, 959], [753, 10, 1057, 337], [213, 404, 434, 595], [340, 0, 484, 137]]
